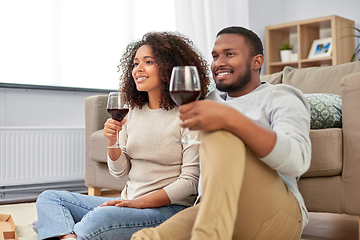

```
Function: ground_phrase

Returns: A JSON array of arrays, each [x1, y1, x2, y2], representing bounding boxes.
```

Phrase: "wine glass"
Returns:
[[106, 92, 129, 148], [169, 66, 201, 145]]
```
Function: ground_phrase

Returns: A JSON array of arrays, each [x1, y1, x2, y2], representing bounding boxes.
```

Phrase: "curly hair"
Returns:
[[118, 31, 210, 110]]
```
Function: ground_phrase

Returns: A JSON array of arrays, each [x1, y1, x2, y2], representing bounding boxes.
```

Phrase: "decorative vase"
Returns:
[[280, 50, 292, 62]]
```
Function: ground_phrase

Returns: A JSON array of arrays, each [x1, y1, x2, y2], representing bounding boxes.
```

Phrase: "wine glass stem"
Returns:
[[117, 130, 120, 145], [108, 130, 120, 149], [183, 127, 191, 142]]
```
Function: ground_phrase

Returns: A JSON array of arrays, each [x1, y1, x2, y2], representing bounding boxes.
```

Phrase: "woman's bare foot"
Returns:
[[59, 233, 77, 239]]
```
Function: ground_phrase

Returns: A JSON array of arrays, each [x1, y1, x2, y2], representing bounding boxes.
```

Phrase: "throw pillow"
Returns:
[[304, 93, 342, 129], [207, 78, 217, 93]]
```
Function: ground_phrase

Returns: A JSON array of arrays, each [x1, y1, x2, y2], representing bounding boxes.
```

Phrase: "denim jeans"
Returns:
[[36, 190, 187, 240]]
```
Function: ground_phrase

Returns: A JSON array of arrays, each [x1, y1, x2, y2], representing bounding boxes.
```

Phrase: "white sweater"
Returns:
[[206, 82, 312, 229], [107, 104, 200, 206]]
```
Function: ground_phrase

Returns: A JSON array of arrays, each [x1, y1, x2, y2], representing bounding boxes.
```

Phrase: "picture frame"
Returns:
[[307, 37, 333, 59]]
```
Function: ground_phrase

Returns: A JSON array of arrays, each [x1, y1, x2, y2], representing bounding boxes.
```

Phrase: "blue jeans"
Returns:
[[36, 190, 188, 240]]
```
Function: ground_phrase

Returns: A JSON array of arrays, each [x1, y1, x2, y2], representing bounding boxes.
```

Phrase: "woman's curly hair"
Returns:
[[118, 31, 210, 110]]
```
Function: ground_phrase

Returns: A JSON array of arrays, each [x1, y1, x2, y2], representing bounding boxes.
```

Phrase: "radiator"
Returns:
[[0, 127, 85, 187]]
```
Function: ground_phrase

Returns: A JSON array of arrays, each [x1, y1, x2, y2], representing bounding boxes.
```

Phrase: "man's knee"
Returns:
[[131, 229, 162, 240], [199, 130, 245, 159]]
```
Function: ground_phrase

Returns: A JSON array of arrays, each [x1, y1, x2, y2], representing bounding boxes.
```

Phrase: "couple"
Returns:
[[36, 26, 311, 240]]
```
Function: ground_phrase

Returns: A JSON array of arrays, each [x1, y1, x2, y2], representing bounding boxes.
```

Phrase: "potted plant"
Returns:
[[280, 43, 293, 62]]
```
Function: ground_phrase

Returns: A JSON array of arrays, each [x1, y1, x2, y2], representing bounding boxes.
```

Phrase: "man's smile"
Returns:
[[214, 69, 233, 80]]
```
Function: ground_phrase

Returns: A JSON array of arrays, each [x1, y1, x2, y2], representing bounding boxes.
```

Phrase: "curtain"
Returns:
[[174, 0, 249, 65]]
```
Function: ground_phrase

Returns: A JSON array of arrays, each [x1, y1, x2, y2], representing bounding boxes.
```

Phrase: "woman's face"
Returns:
[[132, 44, 162, 94]]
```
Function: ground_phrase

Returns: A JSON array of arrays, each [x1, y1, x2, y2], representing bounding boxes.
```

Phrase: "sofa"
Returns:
[[85, 62, 360, 220], [261, 61, 360, 218]]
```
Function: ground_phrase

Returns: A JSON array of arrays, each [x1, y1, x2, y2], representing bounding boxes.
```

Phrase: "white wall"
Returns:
[[0, 87, 100, 127], [283, 0, 360, 25]]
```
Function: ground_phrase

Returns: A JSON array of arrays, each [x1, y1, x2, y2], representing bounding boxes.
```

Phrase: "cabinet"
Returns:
[[265, 15, 355, 74]]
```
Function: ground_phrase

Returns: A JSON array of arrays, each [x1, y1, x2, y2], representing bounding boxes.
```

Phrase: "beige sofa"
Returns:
[[261, 62, 360, 218], [85, 62, 360, 221]]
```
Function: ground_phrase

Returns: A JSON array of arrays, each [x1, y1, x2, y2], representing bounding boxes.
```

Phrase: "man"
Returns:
[[131, 26, 311, 240]]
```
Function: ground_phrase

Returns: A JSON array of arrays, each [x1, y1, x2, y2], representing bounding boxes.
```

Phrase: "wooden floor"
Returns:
[[301, 212, 358, 240], [101, 190, 359, 240]]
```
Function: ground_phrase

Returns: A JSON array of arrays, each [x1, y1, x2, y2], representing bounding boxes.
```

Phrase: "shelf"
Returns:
[[269, 61, 298, 66], [300, 57, 332, 63], [265, 15, 355, 74]]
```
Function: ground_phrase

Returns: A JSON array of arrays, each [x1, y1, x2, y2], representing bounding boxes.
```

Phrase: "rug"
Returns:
[[0, 202, 37, 240]]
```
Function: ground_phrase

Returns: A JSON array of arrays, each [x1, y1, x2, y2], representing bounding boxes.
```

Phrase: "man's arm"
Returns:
[[179, 100, 276, 158]]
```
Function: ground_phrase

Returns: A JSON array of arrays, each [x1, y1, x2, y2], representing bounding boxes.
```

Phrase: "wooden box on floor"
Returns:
[[0, 214, 18, 240]]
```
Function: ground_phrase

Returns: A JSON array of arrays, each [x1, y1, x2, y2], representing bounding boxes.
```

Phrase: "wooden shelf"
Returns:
[[265, 15, 355, 74]]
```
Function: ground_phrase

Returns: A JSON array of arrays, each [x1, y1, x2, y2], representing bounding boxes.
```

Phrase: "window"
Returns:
[[0, 0, 176, 90]]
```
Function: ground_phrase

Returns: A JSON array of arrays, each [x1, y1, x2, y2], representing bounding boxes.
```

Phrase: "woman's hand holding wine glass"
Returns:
[[104, 92, 129, 149], [104, 118, 126, 145]]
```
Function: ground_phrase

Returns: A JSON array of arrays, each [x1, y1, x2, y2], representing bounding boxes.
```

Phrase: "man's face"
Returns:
[[211, 33, 252, 95]]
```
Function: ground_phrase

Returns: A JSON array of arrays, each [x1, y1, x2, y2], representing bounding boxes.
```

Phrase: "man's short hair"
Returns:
[[216, 26, 263, 58]]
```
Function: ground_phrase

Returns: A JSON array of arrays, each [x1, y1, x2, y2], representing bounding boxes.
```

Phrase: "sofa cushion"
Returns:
[[208, 78, 217, 93], [282, 62, 360, 95], [89, 129, 108, 163], [304, 93, 342, 129], [260, 71, 283, 84], [301, 128, 343, 178]]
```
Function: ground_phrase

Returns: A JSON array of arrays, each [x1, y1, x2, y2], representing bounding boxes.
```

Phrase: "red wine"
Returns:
[[170, 90, 201, 105], [107, 108, 129, 121]]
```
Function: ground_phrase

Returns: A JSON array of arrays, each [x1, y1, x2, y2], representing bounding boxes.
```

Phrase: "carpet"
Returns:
[[0, 202, 37, 240]]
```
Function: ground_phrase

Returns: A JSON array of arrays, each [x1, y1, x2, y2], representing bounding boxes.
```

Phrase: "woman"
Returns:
[[35, 31, 210, 240]]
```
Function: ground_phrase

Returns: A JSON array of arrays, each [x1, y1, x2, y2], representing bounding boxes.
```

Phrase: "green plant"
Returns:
[[280, 43, 292, 51], [351, 27, 360, 61]]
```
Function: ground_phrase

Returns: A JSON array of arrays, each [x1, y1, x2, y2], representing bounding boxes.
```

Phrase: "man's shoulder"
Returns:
[[263, 83, 309, 111], [206, 90, 226, 101], [266, 83, 306, 100], [262, 81, 301, 92], [205, 83, 305, 102]]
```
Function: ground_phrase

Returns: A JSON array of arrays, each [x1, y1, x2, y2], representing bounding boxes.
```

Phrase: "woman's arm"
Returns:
[[99, 189, 171, 209], [104, 117, 131, 178], [161, 129, 200, 204]]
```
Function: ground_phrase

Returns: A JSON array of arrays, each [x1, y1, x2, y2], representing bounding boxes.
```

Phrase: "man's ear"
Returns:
[[252, 54, 264, 71]]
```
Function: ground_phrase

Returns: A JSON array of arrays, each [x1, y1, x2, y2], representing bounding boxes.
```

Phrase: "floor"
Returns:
[[101, 190, 359, 240], [301, 212, 358, 240]]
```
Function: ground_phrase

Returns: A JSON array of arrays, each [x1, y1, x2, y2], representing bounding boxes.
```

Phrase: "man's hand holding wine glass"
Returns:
[[178, 99, 234, 132]]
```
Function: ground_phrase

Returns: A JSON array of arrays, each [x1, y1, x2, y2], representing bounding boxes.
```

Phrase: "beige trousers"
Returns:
[[131, 130, 302, 240]]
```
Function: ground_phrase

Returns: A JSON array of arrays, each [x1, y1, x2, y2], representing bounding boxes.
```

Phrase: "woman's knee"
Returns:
[[73, 207, 112, 237], [74, 206, 151, 239], [36, 190, 61, 205]]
